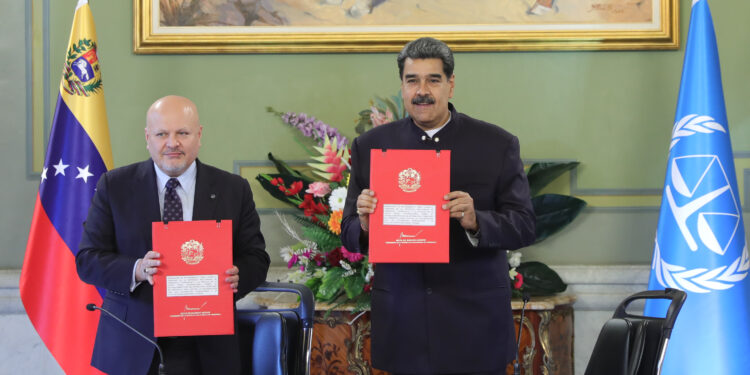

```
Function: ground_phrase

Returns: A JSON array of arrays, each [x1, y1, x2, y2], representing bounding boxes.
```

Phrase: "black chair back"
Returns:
[[585, 288, 687, 375], [237, 282, 314, 375]]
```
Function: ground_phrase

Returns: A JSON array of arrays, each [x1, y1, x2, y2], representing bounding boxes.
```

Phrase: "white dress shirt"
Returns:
[[130, 161, 198, 291]]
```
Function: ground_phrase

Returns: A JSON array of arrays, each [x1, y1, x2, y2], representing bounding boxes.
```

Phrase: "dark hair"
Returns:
[[397, 37, 455, 80]]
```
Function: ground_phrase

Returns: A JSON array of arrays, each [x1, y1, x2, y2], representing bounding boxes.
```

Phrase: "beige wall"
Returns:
[[3, 0, 750, 268]]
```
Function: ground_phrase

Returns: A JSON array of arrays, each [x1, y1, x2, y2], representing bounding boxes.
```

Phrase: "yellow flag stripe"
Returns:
[[59, 2, 113, 170]]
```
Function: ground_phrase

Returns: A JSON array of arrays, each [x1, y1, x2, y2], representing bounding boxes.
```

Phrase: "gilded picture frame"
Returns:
[[134, 0, 678, 54]]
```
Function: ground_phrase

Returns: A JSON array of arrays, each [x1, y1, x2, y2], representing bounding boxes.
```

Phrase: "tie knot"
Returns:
[[166, 178, 180, 190]]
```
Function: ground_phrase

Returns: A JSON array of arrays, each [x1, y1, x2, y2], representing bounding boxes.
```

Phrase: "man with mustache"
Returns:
[[341, 38, 536, 374], [76, 95, 270, 375]]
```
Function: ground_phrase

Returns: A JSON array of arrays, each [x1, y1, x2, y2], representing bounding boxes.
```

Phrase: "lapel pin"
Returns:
[[210, 194, 216, 199]]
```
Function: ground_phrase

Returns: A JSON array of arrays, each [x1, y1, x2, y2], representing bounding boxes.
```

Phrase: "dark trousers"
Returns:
[[148, 337, 202, 375]]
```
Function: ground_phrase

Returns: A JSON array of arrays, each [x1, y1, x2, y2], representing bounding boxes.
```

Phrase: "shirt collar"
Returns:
[[424, 113, 452, 137], [154, 161, 197, 192]]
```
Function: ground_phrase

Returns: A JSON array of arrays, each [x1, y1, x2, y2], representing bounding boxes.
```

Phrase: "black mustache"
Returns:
[[412, 95, 435, 105]]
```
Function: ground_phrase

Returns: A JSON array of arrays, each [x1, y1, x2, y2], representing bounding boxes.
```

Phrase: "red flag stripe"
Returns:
[[20, 196, 104, 375]]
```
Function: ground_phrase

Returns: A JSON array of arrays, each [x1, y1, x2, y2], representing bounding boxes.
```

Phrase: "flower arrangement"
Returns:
[[256, 109, 372, 310], [354, 92, 405, 135], [259, 94, 584, 305]]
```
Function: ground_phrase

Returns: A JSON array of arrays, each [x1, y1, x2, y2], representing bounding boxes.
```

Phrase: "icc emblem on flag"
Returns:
[[62, 38, 102, 97], [652, 114, 750, 294]]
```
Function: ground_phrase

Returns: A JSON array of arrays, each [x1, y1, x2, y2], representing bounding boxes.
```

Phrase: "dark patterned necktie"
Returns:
[[163, 178, 183, 222]]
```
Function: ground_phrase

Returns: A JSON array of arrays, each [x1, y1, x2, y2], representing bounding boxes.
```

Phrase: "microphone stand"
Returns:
[[513, 293, 530, 375], [86, 303, 166, 375]]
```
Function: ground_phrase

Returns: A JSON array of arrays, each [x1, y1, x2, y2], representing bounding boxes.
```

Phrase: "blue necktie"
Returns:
[[163, 178, 183, 222]]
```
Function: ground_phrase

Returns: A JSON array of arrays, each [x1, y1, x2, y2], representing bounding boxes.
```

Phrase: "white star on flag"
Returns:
[[53, 159, 69, 176], [76, 165, 94, 183], [41, 167, 48, 183]]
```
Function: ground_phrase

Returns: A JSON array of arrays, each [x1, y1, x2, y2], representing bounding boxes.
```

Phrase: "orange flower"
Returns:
[[328, 210, 343, 235]]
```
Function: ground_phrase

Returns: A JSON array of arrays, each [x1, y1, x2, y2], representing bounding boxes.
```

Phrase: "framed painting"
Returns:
[[134, 0, 678, 54]]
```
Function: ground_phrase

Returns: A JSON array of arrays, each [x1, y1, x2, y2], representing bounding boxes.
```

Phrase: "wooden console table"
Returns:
[[255, 294, 575, 375]]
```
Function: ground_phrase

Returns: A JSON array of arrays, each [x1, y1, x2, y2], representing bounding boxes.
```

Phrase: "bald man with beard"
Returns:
[[76, 95, 269, 375]]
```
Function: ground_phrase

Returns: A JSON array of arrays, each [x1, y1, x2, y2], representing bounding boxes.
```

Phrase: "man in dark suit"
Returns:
[[341, 38, 536, 374], [76, 95, 270, 375]]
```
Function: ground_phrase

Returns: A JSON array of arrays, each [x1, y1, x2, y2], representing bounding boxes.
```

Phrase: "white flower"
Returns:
[[286, 270, 309, 284], [340, 260, 355, 277], [507, 250, 522, 268], [340, 260, 352, 271], [329, 187, 347, 211], [509, 269, 518, 279], [365, 263, 374, 282], [313, 268, 326, 278], [280, 246, 294, 262]]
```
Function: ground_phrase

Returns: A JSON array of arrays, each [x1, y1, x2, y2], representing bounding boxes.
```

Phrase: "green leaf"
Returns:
[[305, 278, 322, 295], [533, 194, 587, 242], [343, 276, 365, 299], [267, 153, 315, 183], [292, 215, 318, 228], [517, 261, 567, 296], [317, 267, 345, 301], [352, 295, 371, 312], [300, 225, 341, 253], [373, 96, 389, 112], [382, 97, 401, 121], [527, 162, 580, 196], [391, 92, 405, 119], [254, 173, 305, 208]]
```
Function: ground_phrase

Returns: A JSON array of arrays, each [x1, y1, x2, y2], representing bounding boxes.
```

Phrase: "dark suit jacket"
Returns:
[[76, 159, 269, 375], [341, 104, 536, 374]]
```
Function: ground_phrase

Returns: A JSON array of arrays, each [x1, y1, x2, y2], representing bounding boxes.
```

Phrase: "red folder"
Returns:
[[369, 149, 450, 263], [152, 220, 234, 337]]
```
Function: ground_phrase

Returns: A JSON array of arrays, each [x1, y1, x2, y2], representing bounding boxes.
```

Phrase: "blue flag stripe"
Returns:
[[39, 95, 107, 256]]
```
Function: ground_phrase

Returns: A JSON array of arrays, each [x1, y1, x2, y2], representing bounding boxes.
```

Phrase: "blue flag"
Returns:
[[645, 0, 750, 373]]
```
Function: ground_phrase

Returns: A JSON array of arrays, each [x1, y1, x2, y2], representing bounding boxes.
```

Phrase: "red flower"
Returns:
[[285, 180, 303, 196], [270, 177, 283, 186], [298, 194, 328, 221], [313, 253, 325, 266], [513, 273, 524, 290], [326, 247, 344, 267], [363, 282, 372, 293]]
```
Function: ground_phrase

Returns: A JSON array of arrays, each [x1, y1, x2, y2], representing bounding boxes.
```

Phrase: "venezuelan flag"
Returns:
[[20, 1, 111, 373]]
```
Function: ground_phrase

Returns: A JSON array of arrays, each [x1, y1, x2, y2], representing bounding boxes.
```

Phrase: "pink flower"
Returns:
[[513, 273, 524, 290], [306, 181, 331, 198], [326, 164, 347, 182], [287, 254, 299, 269], [370, 107, 394, 127], [341, 246, 364, 263]]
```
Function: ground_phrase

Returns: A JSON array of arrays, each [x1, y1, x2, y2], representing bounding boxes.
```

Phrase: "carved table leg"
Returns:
[[514, 314, 537, 374], [538, 311, 557, 375]]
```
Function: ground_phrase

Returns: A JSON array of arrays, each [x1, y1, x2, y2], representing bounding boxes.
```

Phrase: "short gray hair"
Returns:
[[397, 37, 454, 80]]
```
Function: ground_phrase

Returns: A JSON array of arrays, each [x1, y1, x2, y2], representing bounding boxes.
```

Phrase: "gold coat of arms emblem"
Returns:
[[62, 38, 103, 97], [398, 168, 421, 193], [181, 240, 205, 265]]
